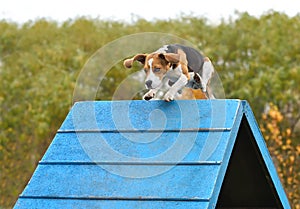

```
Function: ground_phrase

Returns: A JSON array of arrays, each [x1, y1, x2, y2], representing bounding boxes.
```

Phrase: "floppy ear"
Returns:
[[123, 54, 147, 68], [158, 53, 180, 64]]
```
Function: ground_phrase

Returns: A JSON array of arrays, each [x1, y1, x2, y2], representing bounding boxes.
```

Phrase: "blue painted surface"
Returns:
[[20, 164, 219, 199], [13, 99, 291, 209], [59, 100, 237, 131], [14, 199, 209, 209], [208, 100, 244, 208], [41, 131, 231, 162]]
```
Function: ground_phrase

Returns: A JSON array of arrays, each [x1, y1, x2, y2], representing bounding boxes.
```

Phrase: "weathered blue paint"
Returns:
[[59, 100, 236, 131], [14, 199, 210, 209], [13, 100, 291, 209], [41, 131, 231, 162]]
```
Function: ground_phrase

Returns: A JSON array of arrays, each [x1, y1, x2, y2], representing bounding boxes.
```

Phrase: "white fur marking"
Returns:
[[155, 45, 169, 53], [148, 58, 153, 68], [143, 89, 158, 100], [163, 74, 188, 101], [145, 58, 162, 89], [201, 60, 215, 92]]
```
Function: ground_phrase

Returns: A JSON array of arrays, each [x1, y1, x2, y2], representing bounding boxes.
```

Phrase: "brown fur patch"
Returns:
[[178, 88, 208, 100], [125, 50, 192, 82], [123, 54, 147, 68], [143, 53, 171, 81], [177, 49, 190, 80]]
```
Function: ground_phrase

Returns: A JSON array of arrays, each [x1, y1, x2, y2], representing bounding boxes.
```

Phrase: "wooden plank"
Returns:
[[207, 99, 244, 208], [41, 131, 231, 163], [59, 100, 241, 131], [20, 164, 220, 200], [14, 198, 209, 209]]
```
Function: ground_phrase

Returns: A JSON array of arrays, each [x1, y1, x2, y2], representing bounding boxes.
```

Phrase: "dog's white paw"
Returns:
[[163, 91, 175, 102], [143, 91, 155, 101]]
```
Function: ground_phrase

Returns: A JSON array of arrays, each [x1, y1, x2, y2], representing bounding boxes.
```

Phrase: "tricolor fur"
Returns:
[[124, 44, 215, 101]]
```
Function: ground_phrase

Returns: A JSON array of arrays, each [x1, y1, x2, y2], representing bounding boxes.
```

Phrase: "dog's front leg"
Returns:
[[164, 74, 188, 102], [143, 89, 158, 101]]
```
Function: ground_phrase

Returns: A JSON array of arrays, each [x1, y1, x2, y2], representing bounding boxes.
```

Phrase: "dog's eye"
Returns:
[[143, 68, 147, 73], [153, 68, 160, 73]]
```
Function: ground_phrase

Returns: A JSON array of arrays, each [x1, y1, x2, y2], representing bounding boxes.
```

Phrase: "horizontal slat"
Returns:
[[41, 131, 230, 162], [59, 100, 240, 131], [18, 196, 207, 201], [14, 198, 209, 209], [39, 161, 222, 165], [57, 128, 231, 133], [21, 164, 220, 200]]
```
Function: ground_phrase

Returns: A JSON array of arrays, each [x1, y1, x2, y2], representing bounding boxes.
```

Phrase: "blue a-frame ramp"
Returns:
[[14, 99, 291, 209]]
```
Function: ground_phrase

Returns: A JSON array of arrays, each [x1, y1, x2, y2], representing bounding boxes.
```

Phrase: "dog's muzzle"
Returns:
[[145, 80, 152, 89]]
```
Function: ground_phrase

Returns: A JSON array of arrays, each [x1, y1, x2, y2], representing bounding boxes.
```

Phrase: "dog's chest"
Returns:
[[165, 65, 183, 82]]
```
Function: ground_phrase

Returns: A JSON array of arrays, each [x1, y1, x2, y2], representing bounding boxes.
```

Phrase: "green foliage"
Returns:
[[0, 12, 299, 208]]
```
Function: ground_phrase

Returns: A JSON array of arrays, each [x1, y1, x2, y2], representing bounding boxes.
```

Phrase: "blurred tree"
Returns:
[[261, 103, 300, 208]]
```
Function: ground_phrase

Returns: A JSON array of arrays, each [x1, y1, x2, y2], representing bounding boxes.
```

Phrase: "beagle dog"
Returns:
[[124, 44, 215, 101]]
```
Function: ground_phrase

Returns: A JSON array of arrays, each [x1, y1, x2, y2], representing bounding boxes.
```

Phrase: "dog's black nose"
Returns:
[[145, 80, 152, 89]]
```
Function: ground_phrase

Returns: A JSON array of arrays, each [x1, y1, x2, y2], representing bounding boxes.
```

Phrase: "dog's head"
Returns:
[[124, 53, 180, 89]]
